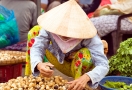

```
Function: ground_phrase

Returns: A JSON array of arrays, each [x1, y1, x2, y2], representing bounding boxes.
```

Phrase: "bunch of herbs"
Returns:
[[108, 38, 132, 77]]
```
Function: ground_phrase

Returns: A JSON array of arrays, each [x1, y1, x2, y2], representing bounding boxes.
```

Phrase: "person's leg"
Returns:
[[71, 48, 94, 79], [91, 15, 132, 37], [91, 15, 119, 37], [91, 15, 132, 56], [120, 18, 132, 31], [45, 49, 72, 77], [46, 48, 94, 79]]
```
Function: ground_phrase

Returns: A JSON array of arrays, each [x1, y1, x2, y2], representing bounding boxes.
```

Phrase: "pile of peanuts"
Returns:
[[0, 75, 69, 90]]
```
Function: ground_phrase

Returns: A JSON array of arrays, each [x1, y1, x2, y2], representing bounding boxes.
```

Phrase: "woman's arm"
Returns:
[[83, 35, 109, 86], [30, 29, 50, 74]]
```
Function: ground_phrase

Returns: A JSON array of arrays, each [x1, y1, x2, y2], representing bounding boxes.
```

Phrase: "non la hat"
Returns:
[[37, 0, 97, 39]]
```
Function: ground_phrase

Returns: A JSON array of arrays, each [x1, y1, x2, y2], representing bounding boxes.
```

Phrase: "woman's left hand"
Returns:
[[67, 74, 91, 90]]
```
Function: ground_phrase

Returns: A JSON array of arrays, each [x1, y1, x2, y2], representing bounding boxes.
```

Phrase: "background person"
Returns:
[[91, 0, 132, 37], [0, 0, 37, 42]]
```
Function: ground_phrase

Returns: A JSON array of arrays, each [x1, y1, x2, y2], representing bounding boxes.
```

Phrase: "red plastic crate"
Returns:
[[0, 64, 22, 83]]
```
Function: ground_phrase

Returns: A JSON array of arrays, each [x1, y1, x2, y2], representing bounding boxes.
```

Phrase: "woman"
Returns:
[[27, 0, 109, 90], [91, 0, 132, 37]]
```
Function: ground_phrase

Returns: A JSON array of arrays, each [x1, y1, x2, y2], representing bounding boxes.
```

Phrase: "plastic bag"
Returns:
[[0, 5, 19, 48]]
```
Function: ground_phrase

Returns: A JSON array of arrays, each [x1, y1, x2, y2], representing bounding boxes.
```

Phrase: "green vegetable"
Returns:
[[104, 81, 132, 90], [108, 38, 132, 77]]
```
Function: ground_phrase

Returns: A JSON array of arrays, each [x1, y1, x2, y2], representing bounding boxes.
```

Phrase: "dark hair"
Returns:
[[60, 0, 68, 3], [82, 0, 101, 14], [48, 0, 61, 6], [60, 0, 101, 14]]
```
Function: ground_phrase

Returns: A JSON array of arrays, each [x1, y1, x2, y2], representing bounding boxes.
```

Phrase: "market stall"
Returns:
[[0, 50, 26, 83]]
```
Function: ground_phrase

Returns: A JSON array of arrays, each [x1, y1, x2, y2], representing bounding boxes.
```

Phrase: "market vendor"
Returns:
[[29, 0, 109, 89]]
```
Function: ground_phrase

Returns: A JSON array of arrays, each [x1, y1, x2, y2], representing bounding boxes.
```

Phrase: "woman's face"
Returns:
[[59, 35, 71, 41]]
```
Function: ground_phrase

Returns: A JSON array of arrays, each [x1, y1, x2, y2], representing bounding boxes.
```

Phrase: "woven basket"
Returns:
[[0, 50, 26, 65]]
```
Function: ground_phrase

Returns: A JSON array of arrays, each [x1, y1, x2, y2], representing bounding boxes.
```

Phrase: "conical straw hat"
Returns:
[[37, 0, 97, 39]]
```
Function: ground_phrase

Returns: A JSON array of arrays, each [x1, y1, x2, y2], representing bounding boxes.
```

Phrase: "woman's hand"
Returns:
[[67, 74, 91, 90], [37, 62, 54, 77]]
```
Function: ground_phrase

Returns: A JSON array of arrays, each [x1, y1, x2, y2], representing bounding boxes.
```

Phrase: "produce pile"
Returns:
[[109, 38, 132, 77], [104, 81, 132, 90], [0, 50, 26, 65], [0, 74, 68, 90]]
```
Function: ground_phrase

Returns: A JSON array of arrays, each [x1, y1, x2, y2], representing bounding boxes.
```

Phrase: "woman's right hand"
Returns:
[[37, 62, 54, 77]]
